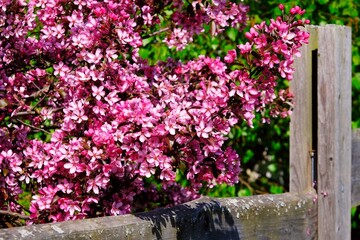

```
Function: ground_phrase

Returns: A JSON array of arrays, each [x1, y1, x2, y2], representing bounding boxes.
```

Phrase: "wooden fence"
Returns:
[[0, 25, 358, 240]]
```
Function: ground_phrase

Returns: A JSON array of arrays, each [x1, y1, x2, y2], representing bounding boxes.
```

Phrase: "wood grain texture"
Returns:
[[352, 129, 360, 207], [290, 25, 318, 192], [0, 191, 317, 240], [317, 25, 352, 240]]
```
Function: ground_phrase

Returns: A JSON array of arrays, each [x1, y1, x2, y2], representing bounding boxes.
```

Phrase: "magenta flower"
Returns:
[[195, 120, 213, 139], [86, 49, 103, 64]]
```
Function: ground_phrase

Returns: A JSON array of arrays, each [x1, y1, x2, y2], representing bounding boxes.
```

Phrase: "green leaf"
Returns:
[[227, 186, 236, 196], [318, 0, 330, 5], [328, 2, 338, 14], [46, 67, 54, 74], [238, 188, 252, 197], [270, 185, 283, 194], [354, 54, 360, 66], [268, 163, 277, 172], [343, 7, 359, 18], [243, 149, 254, 164], [352, 73, 360, 90], [142, 37, 154, 47], [211, 37, 219, 50], [18, 189, 32, 210], [226, 28, 238, 42]]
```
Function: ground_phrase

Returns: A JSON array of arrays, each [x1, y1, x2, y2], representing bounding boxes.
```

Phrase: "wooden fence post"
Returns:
[[292, 25, 352, 239], [317, 25, 352, 240], [290, 25, 318, 193]]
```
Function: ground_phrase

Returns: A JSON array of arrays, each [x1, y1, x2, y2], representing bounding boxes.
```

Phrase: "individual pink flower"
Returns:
[[160, 168, 176, 181], [86, 49, 103, 64], [139, 162, 155, 178], [92, 86, 105, 100], [57, 180, 74, 194], [54, 62, 70, 77], [86, 175, 110, 194], [224, 49, 237, 63], [195, 120, 213, 138]]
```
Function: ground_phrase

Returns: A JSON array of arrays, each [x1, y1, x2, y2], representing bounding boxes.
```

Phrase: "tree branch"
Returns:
[[143, 27, 170, 38], [13, 111, 36, 116], [0, 209, 29, 220]]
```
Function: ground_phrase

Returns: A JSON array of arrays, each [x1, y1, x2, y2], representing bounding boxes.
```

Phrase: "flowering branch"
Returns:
[[0, 1, 309, 225]]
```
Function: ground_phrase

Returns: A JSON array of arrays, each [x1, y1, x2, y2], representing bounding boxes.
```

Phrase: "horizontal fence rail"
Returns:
[[0, 190, 317, 240]]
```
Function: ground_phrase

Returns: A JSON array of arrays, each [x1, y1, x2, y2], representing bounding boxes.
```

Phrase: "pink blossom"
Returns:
[[92, 86, 105, 100], [224, 49, 237, 63], [245, 27, 258, 41], [105, 48, 118, 62], [60, 199, 81, 217], [86, 49, 103, 64], [160, 168, 176, 181], [57, 180, 74, 194], [54, 62, 70, 77], [254, 34, 267, 49], [195, 120, 213, 138], [237, 42, 252, 54], [86, 175, 110, 194], [139, 162, 155, 178], [164, 117, 180, 135]]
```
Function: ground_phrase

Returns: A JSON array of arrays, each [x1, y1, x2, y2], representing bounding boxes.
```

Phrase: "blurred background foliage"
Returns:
[[140, 0, 360, 237]]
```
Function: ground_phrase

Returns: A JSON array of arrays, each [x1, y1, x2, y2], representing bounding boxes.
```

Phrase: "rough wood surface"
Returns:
[[0, 191, 317, 240], [352, 129, 360, 207], [317, 25, 352, 240], [290, 25, 318, 192]]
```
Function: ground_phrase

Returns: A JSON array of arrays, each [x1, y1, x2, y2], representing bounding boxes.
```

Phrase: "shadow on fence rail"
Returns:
[[0, 190, 317, 240]]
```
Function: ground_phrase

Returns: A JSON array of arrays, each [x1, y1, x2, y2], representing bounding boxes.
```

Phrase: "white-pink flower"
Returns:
[[195, 120, 213, 138], [86, 49, 103, 64], [92, 85, 105, 100]]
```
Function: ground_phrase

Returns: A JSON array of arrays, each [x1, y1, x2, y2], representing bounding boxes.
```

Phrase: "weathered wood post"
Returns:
[[290, 25, 318, 193], [291, 25, 352, 240], [317, 25, 351, 240]]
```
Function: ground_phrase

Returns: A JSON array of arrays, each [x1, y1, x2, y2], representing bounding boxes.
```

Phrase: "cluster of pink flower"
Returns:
[[0, 0, 309, 224]]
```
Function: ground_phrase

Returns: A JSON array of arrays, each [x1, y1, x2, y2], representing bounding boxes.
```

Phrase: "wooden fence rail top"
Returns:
[[0, 190, 317, 240]]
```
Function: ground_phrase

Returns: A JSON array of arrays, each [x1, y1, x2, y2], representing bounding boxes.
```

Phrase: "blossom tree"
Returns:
[[0, 0, 309, 224]]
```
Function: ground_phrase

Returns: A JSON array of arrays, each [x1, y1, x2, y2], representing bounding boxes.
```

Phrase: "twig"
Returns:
[[144, 27, 170, 38], [238, 176, 254, 195], [30, 94, 47, 110], [15, 118, 51, 134], [0, 210, 30, 220], [13, 111, 36, 116]]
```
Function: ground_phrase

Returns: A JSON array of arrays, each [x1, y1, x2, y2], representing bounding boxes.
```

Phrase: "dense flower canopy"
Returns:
[[0, 0, 309, 223]]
